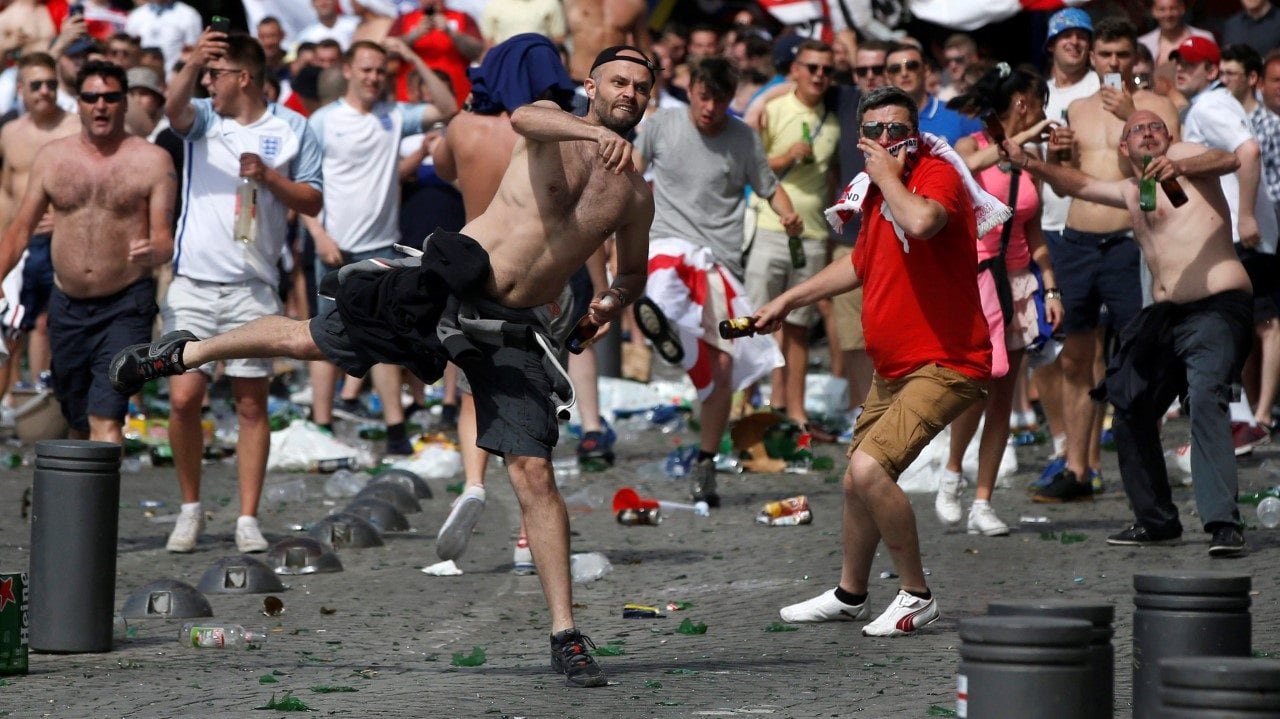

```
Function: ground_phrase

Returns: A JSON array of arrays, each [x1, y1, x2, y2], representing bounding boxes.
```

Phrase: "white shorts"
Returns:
[[745, 228, 826, 327], [162, 275, 281, 378]]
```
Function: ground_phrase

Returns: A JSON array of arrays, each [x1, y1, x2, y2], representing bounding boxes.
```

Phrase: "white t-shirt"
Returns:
[[293, 16, 362, 51], [308, 98, 426, 254], [125, 1, 203, 71], [173, 99, 323, 284], [1184, 83, 1279, 254], [1043, 72, 1101, 232]]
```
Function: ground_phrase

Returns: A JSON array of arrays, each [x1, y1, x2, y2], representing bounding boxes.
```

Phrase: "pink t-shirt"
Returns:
[[972, 132, 1038, 271]]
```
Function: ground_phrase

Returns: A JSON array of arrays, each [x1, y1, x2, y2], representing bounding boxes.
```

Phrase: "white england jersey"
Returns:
[[173, 99, 323, 284], [308, 98, 426, 254]]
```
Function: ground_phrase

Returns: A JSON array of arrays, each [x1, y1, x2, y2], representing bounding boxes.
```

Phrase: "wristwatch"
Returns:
[[1043, 287, 1062, 301]]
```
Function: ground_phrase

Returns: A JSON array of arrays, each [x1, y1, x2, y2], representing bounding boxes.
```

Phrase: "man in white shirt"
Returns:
[[304, 37, 455, 453], [161, 30, 323, 554], [294, 0, 361, 51], [1139, 0, 1215, 71], [124, 0, 202, 71]]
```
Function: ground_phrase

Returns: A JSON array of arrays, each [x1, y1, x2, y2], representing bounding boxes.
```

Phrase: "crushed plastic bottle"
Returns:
[[563, 487, 602, 512], [570, 552, 613, 583], [323, 469, 369, 498], [663, 445, 699, 478], [263, 478, 309, 504], [179, 622, 264, 649], [552, 458, 580, 483], [1258, 496, 1280, 529]]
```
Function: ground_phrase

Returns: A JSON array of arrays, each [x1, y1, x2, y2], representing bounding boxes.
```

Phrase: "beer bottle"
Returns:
[[719, 316, 757, 339], [566, 315, 599, 354], [788, 234, 806, 268], [1161, 178, 1189, 208], [1139, 155, 1158, 212], [1055, 109, 1072, 163], [800, 121, 814, 162]]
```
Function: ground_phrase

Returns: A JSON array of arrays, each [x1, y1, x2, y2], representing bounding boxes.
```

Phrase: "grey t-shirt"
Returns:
[[635, 107, 779, 277]]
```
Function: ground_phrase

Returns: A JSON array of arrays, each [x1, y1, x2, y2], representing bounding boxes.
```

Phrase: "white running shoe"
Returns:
[[166, 506, 204, 553], [778, 588, 869, 623], [235, 515, 269, 553], [436, 486, 486, 561], [934, 469, 964, 525], [967, 503, 1010, 536], [862, 590, 940, 637], [512, 536, 536, 575]]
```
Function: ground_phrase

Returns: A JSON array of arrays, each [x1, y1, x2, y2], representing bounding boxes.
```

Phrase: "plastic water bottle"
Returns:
[[323, 469, 368, 498], [263, 477, 309, 504], [179, 622, 264, 649], [233, 177, 257, 244], [569, 552, 612, 583], [1258, 496, 1280, 529]]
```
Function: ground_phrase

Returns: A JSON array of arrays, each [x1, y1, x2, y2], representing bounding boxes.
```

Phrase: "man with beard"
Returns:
[[1002, 111, 1252, 556], [111, 45, 657, 688], [0, 61, 174, 442]]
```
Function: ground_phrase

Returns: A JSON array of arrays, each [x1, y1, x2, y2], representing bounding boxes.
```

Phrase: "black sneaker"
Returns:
[[109, 330, 197, 396], [550, 629, 607, 688], [1208, 525, 1247, 558], [633, 297, 685, 365], [1031, 469, 1094, 504], [333, 398, 374, 421], [688, 457, 720, 508], [385, 437, 414, 456], [577, 429, 615, 469], [1106, 524, 1181, 546]]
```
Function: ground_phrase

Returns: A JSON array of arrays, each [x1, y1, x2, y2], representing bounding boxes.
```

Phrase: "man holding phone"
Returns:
[[1034, 17, 1181, 503]]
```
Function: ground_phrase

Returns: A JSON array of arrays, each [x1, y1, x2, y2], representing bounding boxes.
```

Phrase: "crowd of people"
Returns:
[[1, 0, 1279, 688]]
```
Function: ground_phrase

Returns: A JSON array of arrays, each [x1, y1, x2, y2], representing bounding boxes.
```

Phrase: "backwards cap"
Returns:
[[590, 45, 657, 81]]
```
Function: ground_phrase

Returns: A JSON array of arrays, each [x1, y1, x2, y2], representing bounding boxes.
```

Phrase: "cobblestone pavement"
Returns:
[[2, 389, 1278, 718]]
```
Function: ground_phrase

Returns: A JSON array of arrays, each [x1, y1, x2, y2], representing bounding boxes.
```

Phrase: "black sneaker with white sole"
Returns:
[[550, 629, 607, 687], [633, 297, 684, 364], [1208, 524, 1247, 557], [1106, 524, 1181, 546], [109, 330, 197, 396]]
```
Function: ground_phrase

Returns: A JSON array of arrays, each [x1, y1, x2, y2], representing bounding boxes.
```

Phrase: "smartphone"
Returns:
[[68, 3, 84, 17], [1104, 72, 1122, 89], [211, 15, 230, 33]]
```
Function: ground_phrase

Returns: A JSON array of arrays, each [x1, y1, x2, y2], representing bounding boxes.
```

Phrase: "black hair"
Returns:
[[738, 31, 771, 60], [688, 56, 738, 102], [948, 62, 1047, 117], [225, 32, 267, 86], [75, 59, 127, 94], [1222, 43, 1263, 78], [857, 85, 918, 130], [1094, 17, 1137, 47]]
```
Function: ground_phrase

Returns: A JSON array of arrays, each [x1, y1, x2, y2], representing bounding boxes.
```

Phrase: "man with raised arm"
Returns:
[[1003, 110, 1253, 557], [112, 45, 658, 688]]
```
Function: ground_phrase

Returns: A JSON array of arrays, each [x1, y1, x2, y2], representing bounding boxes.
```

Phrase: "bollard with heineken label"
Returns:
[[0, 571, 29, 675]]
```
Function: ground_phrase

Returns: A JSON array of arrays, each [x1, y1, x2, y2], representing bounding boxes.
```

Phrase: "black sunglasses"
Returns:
[[27, 79, 57, 92], [79, 91, 124, 104], [861, 122, 913, 140], [800, 62, 834, 76], [854, 65, 884, 77], [885, 60, 922, 75]]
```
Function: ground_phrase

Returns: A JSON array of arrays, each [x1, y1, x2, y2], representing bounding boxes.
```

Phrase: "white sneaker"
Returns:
[[235, 516, 269, 553], [436, 486, 486, 561], [862, 590, 940, 637], [967, 503, 1010, 536], [166, 506, 204, 553], [779, 588, 869, 623], [512, 536, 536, 575], [934, 470, 963, 525]]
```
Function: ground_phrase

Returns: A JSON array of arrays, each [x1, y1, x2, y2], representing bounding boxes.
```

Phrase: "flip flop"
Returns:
[[633, 297, 685, 365]]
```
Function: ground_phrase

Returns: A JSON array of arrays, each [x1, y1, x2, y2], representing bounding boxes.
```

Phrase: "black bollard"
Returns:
[[28, 440, 121, 653], [1133, 571, 1252, 719], [958, 615, 1093, 719], [1160, 657, 1280, 717], [988, 600, 1115, 718]]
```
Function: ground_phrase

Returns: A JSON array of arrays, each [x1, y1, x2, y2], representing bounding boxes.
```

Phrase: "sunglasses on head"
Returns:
[[886, 60, 922, 75], [79, 91, 124, 104], [27, 79, 57, 92], [861, 121, 913, 140], [800, 62, 835, 76], [854, 65, 884, 77]]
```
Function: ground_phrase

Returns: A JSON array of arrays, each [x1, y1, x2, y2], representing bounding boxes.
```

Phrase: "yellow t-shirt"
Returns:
[[756, 91, 839, 241]]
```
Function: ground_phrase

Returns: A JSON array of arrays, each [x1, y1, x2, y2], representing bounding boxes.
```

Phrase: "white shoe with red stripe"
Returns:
[[861, 590, 940, 637]]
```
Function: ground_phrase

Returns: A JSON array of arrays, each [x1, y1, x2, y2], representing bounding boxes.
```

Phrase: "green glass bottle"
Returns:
[[1139, 155, 1158, 212], [788, 235, 806, 268]]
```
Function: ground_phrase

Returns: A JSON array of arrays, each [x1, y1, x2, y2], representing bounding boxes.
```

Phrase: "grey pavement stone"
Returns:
[[1, 391, 1278, 718]]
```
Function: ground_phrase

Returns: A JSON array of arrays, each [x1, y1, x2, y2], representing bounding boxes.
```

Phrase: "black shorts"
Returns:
[[48, 278, 157, 431], [1049, 228, 1143, 334], [18, 232, 53, 331]]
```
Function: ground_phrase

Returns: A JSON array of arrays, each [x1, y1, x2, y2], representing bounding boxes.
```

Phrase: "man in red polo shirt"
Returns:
[[755, 85, 991, 637], [391, 0, 482, 104]]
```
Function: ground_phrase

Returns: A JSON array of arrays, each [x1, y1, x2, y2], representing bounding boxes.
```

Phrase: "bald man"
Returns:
[[1003, 110, 1252, 557]]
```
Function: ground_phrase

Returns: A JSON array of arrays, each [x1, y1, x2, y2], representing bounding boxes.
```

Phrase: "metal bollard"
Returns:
[[957, 615, 1093, 719], [28, 440, 121, 652], [1133, 571, 1252, 719], [1160, 657, 1280, 717], [988, 600, 1115, 718]]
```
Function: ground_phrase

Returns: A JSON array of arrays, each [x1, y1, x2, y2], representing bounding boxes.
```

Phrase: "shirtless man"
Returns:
[[0, 60, 174, 442], [112, 45, 657, 688], [1004, 110, 1251, 556], [0, 53, 78, 399], [1034, 17, 1182, 502], [0, 0, 58, 58], [430, 32, 584, 571], [565, 0, 650, 82]]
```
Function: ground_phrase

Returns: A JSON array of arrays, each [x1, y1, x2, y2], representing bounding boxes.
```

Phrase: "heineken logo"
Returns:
[[0, 577, 13, 612]]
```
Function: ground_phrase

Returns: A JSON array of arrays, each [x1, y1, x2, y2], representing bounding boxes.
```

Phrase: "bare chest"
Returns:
[[536, 162, 633, 236], [566, 0, 640, 32], [47, 159, 149, 214]]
